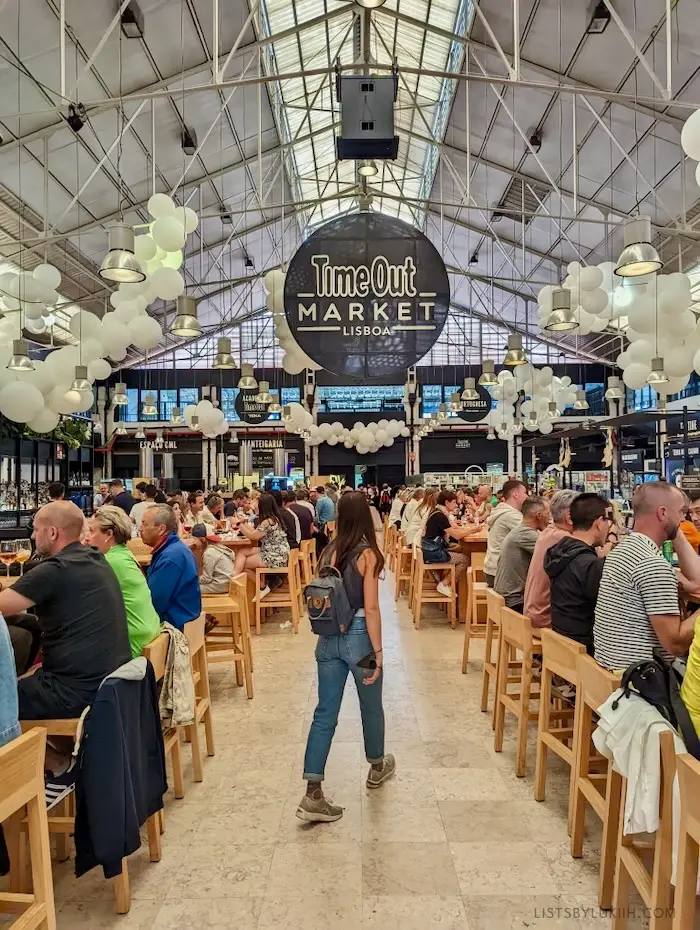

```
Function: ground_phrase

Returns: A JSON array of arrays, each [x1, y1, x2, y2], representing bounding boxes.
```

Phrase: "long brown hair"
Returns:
[[257, 492, 282, 525], [324, 490, 384, 577], [418, 489, 437, 516]]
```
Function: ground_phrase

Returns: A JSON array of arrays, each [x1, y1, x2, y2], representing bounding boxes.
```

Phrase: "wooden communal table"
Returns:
[[0, 575, 17, 588], [132, 535, 251, 569], [457, 529, 488, 560]]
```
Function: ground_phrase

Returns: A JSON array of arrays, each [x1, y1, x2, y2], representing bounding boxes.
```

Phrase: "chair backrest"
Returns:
[[142, 631, 170, 682], [676, 751, 700, 843], [0, 727, 46, 822], [184, 612, 206, 657], [500, 606, 534, 652], [577, 654, 620, 711], [471, 551, 486, 575], [486, 588, 504, 626], [229, 573, 250, 624], [539, 628, 586, 683], [300, 538, 314, 556], [127, 538, 152, 556]]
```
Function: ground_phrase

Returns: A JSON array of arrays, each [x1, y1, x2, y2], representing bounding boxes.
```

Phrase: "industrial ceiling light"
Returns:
[[99, 223, 145, 283], [120, 0, 144, 38], [486, 427, 496, 440], [548, 401, 561, 418], [213, 337, 236, 369], [91, 414, 102, 434], [586, 0, 611, 34], [428, 416, 439, 429], [70, 365, 91, 392], [112, 382, 129, 406], [355, 0, 387, 8], [170, 406, 183, 424], [449, 391, 462, 412], [237, 363, 258, 390], [255, 380, 273, 405], [282, 405, 292, 422], [267, 392, 282, 414], [499, 421, 510, 435], [503, 333, 527, 366], [7, 339, 33, 371], [544, 287, 578, 331], [141, 393, 157, 416], [437, 402, 448, 421], [358, 159, 378, 177], [647, 357, 669, 386], [190, 415, 199, 430], [573, 389, 590, 410], [615, 215, 662, 277], [171, 295, 201, 337], [512, 418, 523, 436], [461, 377, 479, 402], [529, 412, 538, 426], [478, 360, 498, 386], [604, 376, 625, 401], [229, 430, 239, 443], [115, 421, 127, 435], [181, 127, 197, 156], [135, 426, 146, 440]]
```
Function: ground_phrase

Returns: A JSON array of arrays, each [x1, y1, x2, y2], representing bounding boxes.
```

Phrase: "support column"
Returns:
[[239, 440, 252, 476], [412, 435, 421, 474], [139, 446, 154, 477], [507, 436, 516, 475], [162, 453, 174, 481], [273, 448, 286, 476]]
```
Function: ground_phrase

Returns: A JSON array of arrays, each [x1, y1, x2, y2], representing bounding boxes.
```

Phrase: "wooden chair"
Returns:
[[471, 590, 503, 706], [612, 730, 676, 930], [462, 552, 488, 670], [202, 574, 254, 699], [0, 729, 56, 930], [672, 752, 700, 930], [394, 534, 413, 601], [325, 521, 336, 542], [142, 632, 185, 799], [299, 538, 315, 587], [412, 548, 456, 629], [184, 612, 216, 782], [493, 607, 542, 777], [570, 655, 622, 911], [385, 522, 397, 571], [533, 629, 585, 804], [255, 549, 302, 634]]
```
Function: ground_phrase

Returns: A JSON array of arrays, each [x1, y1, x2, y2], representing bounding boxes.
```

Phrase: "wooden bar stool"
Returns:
[[533, 629, 585, 804], [472, 590, 503, 704], [255, 550, 302, 634], [394, 534, 413, 601], [299, 538, 315, 586], [570, 655, 622, 911], [493, 607, 541, 777], [612, 730, 676, 930], [184, 612, 216, 783], [672, 752, 700, 930], [143, 632, 185, 799], [462, 552, 488, 670], [0, 729, 56, 930], [412, 549, 456, 629], [202, 574, 254, 699]]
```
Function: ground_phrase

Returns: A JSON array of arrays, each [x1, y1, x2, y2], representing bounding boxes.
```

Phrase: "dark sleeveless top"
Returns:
[[325, 543, 368, 612]]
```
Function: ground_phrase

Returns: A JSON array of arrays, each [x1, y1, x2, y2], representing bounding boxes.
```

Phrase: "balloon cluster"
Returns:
[[283, 403, 409, 454], [182, 399, 229, 440], [0, 263, 62, 340], [537, 261, 618, 335], [486, 365, 578, 439], [681, 110, 700, 185], [263, 269, 321, 374]]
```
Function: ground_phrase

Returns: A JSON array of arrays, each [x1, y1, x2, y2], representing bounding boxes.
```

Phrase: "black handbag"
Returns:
[[421, 536, 450, 564]]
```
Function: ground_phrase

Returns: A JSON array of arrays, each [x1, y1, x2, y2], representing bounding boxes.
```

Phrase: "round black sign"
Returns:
[[234, 388, 270, 424], [456, 384, 493, 424], [284, 213, 450, 381]]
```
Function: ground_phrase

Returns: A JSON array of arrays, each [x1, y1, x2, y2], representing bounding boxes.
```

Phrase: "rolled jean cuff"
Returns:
[[303, 771, 325, 782], [366, 754, 384, 765]]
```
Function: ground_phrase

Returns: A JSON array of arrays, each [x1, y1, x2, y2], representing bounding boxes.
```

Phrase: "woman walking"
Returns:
[[297, 491, 394, 822]]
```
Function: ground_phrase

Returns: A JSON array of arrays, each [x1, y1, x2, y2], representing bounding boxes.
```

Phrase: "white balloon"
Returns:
[[287, 402, 306, 424], [163, 250, 183, 271], [327, 434, 339, 446], [147, 193, 176, 220], [567, 261, 581, 278], [343, 439, 353, 449], [666, 310, 696, 338], [375, 429, 388, 443], [590, 314, 609, 333], [114, 301, 139, 323], [88, 358, 112, 381], [537, 285, 555, 313], [33, 263, 61, 290], [580, 287, 609, 315], [128, 315, 162, 350], [27, 407, 59, 433], [318, 423, 332, 439], [400, 426, 410, 437], [183, 404, 197, 425], [384, 436, 395, 447], [681, 108, 700, 160], [173, 206, 199, 234], [356, 444, 368, 455], [23, 303, 45, 321], [145, 258, 164, 277], [658, 374, 690, 396], [151, 217, 186, 254], [24, 317, 47, 335], [282, 352, 304, 375], [617, 350, 632, 369], [263, 269, 285, 298], [622, 363, 651, 390], [539, 421, 553, 435], [628, 340, 654, 363], [150, 267, 185, 301], [16, 360, 53, 395], [359, 429, 374, 446], [134, 235, 157, 264], [69, 309, 103, 341], [0, 382, 44, 423], [107, 344, 128, 362], [665, 345, 694, 378], [101, 313, 131, 351], [579, 266, 604, 291]]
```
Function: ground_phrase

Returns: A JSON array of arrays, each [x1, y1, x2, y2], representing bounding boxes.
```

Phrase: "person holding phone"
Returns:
[[297, 491, 394, 823]]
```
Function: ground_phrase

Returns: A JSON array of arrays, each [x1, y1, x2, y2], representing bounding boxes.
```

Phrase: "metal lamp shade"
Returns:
[[256, 380, 273, 405], [7, 339, 33, 371], [267, 392, 282, 414], [141, 393, 158, 416], [461, 377, 479, 401], [70, 365, 92, 392], [213, 337, 236, 369], [604, 376, 625, 400], [115, 421, 127, 435], [544, 288, 578, 331], [171, 296, 201, 337], [503, 334, 527, 366], [647, 357, 669, 385], [573, 389, 590, 410], [112, 382, 129, 406], [170, 406, 183, 423], [99, 223, 146, 283], [238, 363, 258, 390], [478, 360, 498, 386], [615, 216, 662, 277]]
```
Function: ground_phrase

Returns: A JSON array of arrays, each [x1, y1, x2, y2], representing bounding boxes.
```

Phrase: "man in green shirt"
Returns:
[[85, 507, 161, 657]]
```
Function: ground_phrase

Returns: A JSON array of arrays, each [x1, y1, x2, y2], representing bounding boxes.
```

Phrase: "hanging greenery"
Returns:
[[0, 413, 92, 449]]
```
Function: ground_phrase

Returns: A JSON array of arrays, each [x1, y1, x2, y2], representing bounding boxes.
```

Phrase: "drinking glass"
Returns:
[[13, 539, 31, 575], [0, 541, 15, 578]]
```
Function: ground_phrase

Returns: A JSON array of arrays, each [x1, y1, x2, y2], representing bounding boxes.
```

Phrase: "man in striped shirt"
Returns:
[[594, 482, 696, 671]]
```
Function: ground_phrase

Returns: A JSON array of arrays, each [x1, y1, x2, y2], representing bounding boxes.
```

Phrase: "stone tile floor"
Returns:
[[46, 577, 662, 929]]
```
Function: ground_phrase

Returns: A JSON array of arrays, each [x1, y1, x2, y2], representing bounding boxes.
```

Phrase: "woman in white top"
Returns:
[[192, 525, 235, 594], [400, 488, 424, 536], [405, 489, 437, 546], [389, 489, 409, 527]]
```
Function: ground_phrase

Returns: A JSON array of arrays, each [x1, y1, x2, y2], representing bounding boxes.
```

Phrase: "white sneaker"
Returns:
[[436, 581, 452, 598], [254, 585, 270, 602]]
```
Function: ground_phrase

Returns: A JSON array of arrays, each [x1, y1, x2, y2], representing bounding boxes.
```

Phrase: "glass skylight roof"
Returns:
[[259, 0, 473, 233]]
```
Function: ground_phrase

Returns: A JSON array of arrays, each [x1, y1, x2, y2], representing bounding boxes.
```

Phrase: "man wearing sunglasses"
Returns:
[[544, 493, 610, 655]]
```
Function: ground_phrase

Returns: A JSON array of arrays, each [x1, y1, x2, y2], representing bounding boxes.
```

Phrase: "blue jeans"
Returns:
[[0, 616, 20, 748], [303, 614, 385, 781]]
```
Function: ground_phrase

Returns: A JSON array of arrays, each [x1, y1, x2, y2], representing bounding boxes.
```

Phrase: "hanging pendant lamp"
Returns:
[[190, 415, 199, 430], [112, 382, 128, 406], [573, 389, 589, 410], [99, 223, 146, 284], [171, 295, 201, 337], [449, 391, 462, 412], [282, 404, 292, 422], [503, 334, 527, 366], [70, 365, 91, 392], [604, 376, 624, 401], [267, 392, 282, 414], [437, 402, 448, 421], [647, 357, 669, 386], [255, 380, 273, 405], [170, 406, 183, 424], [544, 288, 578, 332], [615, 215, 662, 277], [461, 377, 479, 401], [237, 363, 258, 390], [7, 339, 33, 371], [135, 426, 146, 439], [486, 427, 496, 440], [141, 393, 157, 416], [548, 401, 561, 418], [213, 337, 236, 369], [115, 421, 127, 435], [478, 360, 498, 386]]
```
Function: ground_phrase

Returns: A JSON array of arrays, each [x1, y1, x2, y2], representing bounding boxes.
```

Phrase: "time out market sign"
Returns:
[[284, 213, 450, 381]]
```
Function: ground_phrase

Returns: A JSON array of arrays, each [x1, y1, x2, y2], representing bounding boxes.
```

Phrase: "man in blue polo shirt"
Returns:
[[140, 504, 201, 631]]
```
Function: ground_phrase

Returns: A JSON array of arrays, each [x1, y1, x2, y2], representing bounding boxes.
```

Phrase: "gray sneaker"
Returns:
[[296, 792, 344, 823], [366, 753, 396, 789]]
